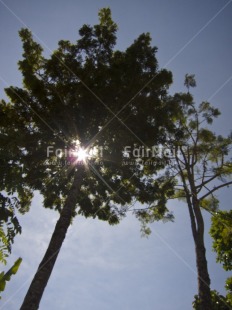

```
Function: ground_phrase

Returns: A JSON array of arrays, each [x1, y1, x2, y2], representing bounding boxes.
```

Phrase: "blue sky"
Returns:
[[0, 0, 232, 309]]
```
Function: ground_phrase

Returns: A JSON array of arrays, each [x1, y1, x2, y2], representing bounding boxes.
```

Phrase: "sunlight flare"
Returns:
[[74, 147, 89, 162]]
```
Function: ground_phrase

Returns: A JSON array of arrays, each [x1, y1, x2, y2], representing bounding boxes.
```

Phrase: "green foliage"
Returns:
[[225, 277, 232, 304], [1, 84, 33, 266], [210, 211, 232, 271], [200, 196, 219, 212], [193, 290, 232, 310], [0, 258, 22, 299], [210, 210, 232, 303], [0, 194, 22, 264], [135, 177, 176, 236], [184, 73, 196, 92], [199, 101, 220, 124]]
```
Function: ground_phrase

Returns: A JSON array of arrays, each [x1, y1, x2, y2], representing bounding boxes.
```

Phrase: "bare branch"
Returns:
[[195, 172, 222, 190], [199, 181, 232, 201]]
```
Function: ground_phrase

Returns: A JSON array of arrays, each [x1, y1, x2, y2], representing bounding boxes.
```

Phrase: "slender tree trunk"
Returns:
[[20, 169, 84, 310], [188, 200, 212, 310], [181, 157, 212, 310], [195, 236, 212, 310]]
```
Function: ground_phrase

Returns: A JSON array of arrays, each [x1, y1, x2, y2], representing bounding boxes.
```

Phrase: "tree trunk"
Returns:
[[188, 200, 212, 310], [20, 169, 84, 310], [195, 238, 212, 310]]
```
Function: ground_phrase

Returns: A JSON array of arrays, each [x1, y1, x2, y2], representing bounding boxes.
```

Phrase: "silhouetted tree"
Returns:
[[0, 8, 178, 309], [136, 75, 232, 310]]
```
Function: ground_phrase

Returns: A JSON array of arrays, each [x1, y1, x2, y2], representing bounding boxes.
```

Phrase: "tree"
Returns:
[[210, 210, 232, 304], [135, 75, 232, 310], [0, 8, 177, 309]]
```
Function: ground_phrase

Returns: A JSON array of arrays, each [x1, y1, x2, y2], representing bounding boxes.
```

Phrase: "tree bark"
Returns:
[[20, 168, 84, 310], [195, 237, 212, 310], [188, 200, 212, 310]]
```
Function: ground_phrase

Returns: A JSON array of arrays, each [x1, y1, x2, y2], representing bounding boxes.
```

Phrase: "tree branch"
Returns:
[[199, 181, 232, 201]]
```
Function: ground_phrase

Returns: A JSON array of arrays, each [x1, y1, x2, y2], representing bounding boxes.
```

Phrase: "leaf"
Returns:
[[0, 258, 22, 299]]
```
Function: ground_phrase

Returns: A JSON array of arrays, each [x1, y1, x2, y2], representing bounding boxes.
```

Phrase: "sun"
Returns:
[[76, 147, 88, 161], [72, 147, 89, 162]]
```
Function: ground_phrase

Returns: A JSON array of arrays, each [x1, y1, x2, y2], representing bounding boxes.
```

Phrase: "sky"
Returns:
[[0, 0, 232, 309]]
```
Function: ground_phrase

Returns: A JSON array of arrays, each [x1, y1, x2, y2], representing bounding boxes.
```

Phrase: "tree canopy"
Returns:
[[0, 8, 175, 221], [0, 8, 180, 308]]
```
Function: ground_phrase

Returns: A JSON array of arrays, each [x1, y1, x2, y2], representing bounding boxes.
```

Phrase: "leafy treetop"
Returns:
[[0, 8, 176, 227]]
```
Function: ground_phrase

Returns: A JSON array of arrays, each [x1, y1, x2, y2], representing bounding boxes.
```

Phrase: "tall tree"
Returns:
[[0, 8, 176, 309], [135, 75, 232, 310]]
